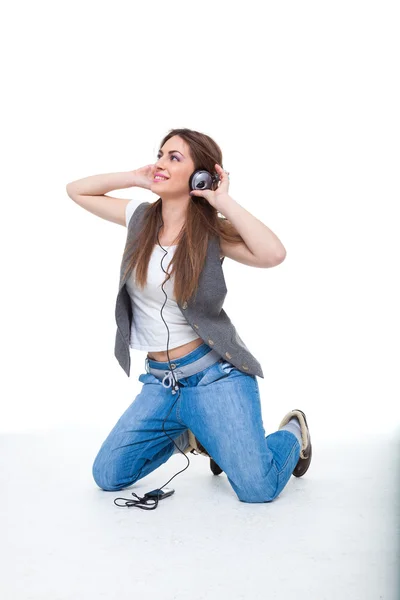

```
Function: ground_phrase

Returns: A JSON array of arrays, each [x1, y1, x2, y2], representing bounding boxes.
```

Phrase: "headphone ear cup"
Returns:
[[189, 169, 214, 192]]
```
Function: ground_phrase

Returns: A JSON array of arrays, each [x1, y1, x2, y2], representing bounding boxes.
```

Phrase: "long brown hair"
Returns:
[[121, 128, 243, 305]]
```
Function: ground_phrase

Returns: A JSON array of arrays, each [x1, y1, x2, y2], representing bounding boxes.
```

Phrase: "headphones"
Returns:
[[113, 168, 219, 509], [155, 167, 220, 449], [188, 168, 220, 193]]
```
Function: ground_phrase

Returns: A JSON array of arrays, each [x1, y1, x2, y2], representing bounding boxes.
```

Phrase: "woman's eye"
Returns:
[[157, 155, 179, 161]]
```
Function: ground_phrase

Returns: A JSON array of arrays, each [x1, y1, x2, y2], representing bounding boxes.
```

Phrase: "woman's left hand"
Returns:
[[190, 163, 230, 209]]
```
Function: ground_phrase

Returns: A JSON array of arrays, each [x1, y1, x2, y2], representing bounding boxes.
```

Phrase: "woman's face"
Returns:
[[151, 135, 195, 198]]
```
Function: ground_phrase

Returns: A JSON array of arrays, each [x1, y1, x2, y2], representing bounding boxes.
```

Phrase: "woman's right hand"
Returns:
[[132, 164, 156, 190]]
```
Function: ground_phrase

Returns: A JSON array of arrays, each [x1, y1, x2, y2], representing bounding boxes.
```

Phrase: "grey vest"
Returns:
[[114, 202, 264, 379]]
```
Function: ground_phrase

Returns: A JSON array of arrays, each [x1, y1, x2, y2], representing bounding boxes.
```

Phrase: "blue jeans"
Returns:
[[92, 343, 301, 503]]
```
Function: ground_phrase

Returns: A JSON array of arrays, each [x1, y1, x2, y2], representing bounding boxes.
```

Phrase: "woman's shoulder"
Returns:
[[125, 199, 151, 227]]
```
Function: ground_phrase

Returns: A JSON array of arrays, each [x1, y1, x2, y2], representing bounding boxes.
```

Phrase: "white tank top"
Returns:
[[124, 199, 201, 351]]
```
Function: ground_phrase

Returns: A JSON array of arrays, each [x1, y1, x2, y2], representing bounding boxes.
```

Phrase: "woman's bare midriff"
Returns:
[[147, 337, 204, 362]]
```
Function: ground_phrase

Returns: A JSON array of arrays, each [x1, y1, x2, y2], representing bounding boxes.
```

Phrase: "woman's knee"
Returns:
[[236, 489, 277, 503], [227, 469, 279, 503], [91, 453, 143, 491], [92, 460, 116, 491], [235, 485, 278, 503]]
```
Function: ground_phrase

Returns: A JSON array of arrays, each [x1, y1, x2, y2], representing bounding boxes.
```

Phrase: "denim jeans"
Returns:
[[92, 342, 301, 503]]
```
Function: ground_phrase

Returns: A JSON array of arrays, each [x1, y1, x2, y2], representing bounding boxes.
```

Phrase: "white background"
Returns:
[[2, 1, 398, 439], [1, 2, 399, 599]]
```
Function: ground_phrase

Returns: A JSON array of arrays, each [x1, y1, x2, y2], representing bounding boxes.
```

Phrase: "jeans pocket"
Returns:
[[218, 359, 252, 381], [196, 359, 233, 386], [218, 359, 236, 375]]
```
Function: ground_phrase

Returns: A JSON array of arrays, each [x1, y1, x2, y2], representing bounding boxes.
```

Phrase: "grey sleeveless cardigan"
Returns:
[[114, 202, 264, 379]]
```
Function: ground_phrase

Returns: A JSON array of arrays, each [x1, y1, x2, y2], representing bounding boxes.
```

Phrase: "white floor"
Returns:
[[1, 428, 399, 600]]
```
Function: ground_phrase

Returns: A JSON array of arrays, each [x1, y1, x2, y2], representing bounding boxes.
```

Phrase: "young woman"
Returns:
[[66, 128, 312, 503]]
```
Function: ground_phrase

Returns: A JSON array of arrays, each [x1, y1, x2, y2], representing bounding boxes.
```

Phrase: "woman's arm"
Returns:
[[66, 171, 138, 226]]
